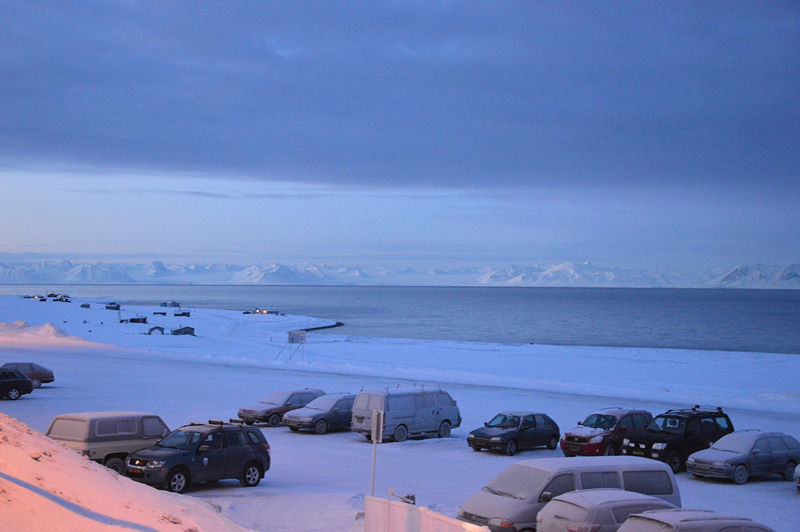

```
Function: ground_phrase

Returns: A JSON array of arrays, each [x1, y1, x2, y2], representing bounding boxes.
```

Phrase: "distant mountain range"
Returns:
[[0, 260, 798, 288]]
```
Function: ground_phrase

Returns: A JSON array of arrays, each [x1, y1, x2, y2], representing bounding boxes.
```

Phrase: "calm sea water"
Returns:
[[1, 285, 799, 354]]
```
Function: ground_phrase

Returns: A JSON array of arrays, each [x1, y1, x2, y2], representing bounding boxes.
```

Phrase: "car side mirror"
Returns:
[[752, 448, 760, 455], [484, 422, 489, 427], [197, 444, 210, 453], [577, 421, 582, 425], [539, 491, 552, 503]]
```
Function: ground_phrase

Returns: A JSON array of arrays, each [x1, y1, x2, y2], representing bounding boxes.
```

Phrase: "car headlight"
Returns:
[[622, 438, 630, 446], [467, 433, 475, 439], [147, 460, 166, 469], [490, 436, 503, 442], [488, 517, 515, 529], [652, 442, 667, 450], [589, 435, 604, 444], [686, 457, 696, 464]]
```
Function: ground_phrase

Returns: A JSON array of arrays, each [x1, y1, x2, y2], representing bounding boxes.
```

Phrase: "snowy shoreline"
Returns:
[[1, 294, 799, 531]]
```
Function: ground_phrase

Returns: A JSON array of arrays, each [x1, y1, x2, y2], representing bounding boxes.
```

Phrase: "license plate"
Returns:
[[632, 450, 644, 456]]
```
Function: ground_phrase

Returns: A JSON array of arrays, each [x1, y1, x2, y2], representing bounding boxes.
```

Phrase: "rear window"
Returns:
[[622, 471, 673, 496], [96, 418, 136, 436], [247, 430, 265, 444], [354, 393, 384, 411], [142, 416, 168, 438], [581, 471, 620, 489], [612, 503, 673, 525], [47, 418, 88, 440], [436, 392, 456, 406]]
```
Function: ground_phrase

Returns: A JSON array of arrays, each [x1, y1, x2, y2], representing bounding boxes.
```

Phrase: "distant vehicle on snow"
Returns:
[[1, 362, 54, 388], [283, 393, 356, 434], [238, 388, 325, 426], [561, 407, 652, 457], [0, 368, 33, 400], [468, 411, 560, 456]]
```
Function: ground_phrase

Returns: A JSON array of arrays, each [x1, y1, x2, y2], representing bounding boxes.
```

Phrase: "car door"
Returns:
[[750, 437, 772, 476], [766, 437, 788, 475], [332, 397, 353, 430], [223, 430, 251, 478], [413, 393, 437, 433], [195, 431, 226, 481], [519, 415, 538, 449], [534, 414, 552, 446], [684, 418, 706, 455]]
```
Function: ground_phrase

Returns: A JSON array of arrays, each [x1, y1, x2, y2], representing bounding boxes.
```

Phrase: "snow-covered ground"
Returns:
[[0, 295, 798, 531]]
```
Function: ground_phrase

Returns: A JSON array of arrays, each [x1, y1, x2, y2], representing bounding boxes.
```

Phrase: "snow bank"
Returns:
[[0, 413, 251, 532]]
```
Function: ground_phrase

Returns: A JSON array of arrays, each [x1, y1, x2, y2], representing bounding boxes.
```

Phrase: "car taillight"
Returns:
[[264, 443, 270, 453]]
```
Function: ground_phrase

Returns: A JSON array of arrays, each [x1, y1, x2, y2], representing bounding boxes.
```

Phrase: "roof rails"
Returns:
[[208, 419, 224, 425], [665, 405, 725, 414], [229, 418, 244, 425]]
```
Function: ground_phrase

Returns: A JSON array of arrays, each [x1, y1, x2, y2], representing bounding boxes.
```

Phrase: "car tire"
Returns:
[[783, 462, 796, 481], [104, 457, 125, 475], [666, 453, 682, 474], [393, 425, 408, 443], [505, 440, 517, 456], [166, 468, 190, 493], [244, 420, 253, 426], [268, 413, 281, 427], [365, 434, 372, 441], [437, 421, 451, 438], [6, 387, 20, 400], [547, 435, 559, 450], [240, 462, 262, 487], [733, 464, 749, 485], [603, 444, 616, 456], [289, 426, 299, 432], [314, 419, 329, 435]]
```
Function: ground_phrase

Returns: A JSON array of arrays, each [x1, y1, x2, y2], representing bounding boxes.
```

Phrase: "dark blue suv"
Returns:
[[126, 420, 270, 493]]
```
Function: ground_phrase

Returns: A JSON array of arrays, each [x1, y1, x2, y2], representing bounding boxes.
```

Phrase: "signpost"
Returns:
[[370, 410, 384, 496]]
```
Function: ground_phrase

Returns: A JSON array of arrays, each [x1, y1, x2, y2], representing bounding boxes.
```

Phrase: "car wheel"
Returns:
[[289, 426, 299, 432], [733, 464, 749, 485], [666, 453, 682, 474], [365, 434, 372, 441], [783, 462, 796, 481], [6, 387, 21, 400], [314, 419, 329, 435], [437, 421, 451, 438], [603, 444, 616, 456], [244, 420, 253, 426], [393, 425, 408, 443], [240, 462, 262, 487], [104, 457, 125, 475], [167, 468, 190, 493], [547, 435, 559, 450], [505, 440, 517, 456], [471, 446, 481, 452], [268, 413, 281, 427]]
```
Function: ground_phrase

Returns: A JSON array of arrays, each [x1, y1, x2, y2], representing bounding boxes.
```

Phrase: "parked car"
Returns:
[[621, 406, 734, 473], [536, 488, 676, 532], [457, 456, 680, 532], [1, 362, 54, 388], [351, 386, 461, 442], [618, 509, 775, 532], [283, 392, 356, 434], [237, 388, 325, 426], [561, 407, 652, 457], [126, 420, 270, 493], [45, 411, 170, 474], [468, 411, 560, 456], [0, 368, 33, 400], [686, 429, 800, 484]]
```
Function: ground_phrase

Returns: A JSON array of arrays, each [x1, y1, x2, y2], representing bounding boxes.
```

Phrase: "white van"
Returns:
[[351, 386, 461, 442], [457, 456, 680, 532]]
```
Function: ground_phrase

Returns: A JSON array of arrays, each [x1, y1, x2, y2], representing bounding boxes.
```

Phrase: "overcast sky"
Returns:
[[1, 1, 798, 270]]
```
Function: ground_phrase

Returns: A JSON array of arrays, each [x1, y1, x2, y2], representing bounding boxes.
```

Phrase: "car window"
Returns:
[[388, 395, 414, 411], [143, 416, 168, 438], [632, 414, 649, 429], [535, 414, 547, 427], [522, 415, 535, 428], [436, 392, 456, 406], [203, 431, 223, 449], [354, 393, 384, 411], [714, 416, 731, 432], [414, 394, 435, 408], [612, 503, 672, 524], [781, 436, 800, 449], [620, 416, 635, 431], [225, 430, 248, 447], [753, 438, 770, 454], [622, 470, 673, 495], [286, 394, 300, 405], [96, 418, 136, 436], [539, 474, 575, 501], [246, 430, 264, 444], [686, 419, 700, 435], [699, 418, 717, 435], [47, 418, 88, 440], [581, 471, 620, 489], [768, 437, 787, 451]]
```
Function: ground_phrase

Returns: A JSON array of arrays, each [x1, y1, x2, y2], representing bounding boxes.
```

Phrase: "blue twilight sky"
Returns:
[[1, 1, 798, 270]]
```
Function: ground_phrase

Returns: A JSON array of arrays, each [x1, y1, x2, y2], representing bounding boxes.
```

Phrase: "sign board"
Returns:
[[288, 330, 306, 344], [371, 410, 384, 444]]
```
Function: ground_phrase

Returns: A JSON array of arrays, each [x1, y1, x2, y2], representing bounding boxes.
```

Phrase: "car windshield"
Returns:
[[484, 464, 550, 500], [158, 429, 205, 450], [259, 391, 291, 406], [582, 414, 618, 430], [305, 395, 339, 411], [486, 413, 520, 428], [646, 416, 686, 434], [711, 433, 756, 454]]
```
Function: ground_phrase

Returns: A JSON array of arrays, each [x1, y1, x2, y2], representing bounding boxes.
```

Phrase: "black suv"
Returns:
[[621, 405, 734, 473], [0, 368, 34, 400], [126, 420, 270, 493]]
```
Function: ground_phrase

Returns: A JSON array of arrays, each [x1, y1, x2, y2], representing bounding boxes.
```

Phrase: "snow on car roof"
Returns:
[[515, 455, 668, 472], [631, 509, 753, 525], [556, 488, 666, 506]]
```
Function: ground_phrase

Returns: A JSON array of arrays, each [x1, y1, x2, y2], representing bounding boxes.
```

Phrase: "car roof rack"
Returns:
[[208, 419, 224, 425], [229, 418, 245, 425]]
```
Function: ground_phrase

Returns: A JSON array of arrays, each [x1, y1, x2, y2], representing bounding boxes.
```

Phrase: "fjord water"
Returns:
[[1, 285, 798, 354]]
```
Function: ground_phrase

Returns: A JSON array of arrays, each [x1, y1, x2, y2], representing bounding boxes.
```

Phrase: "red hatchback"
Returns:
[[561, 407, 652, 456]]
